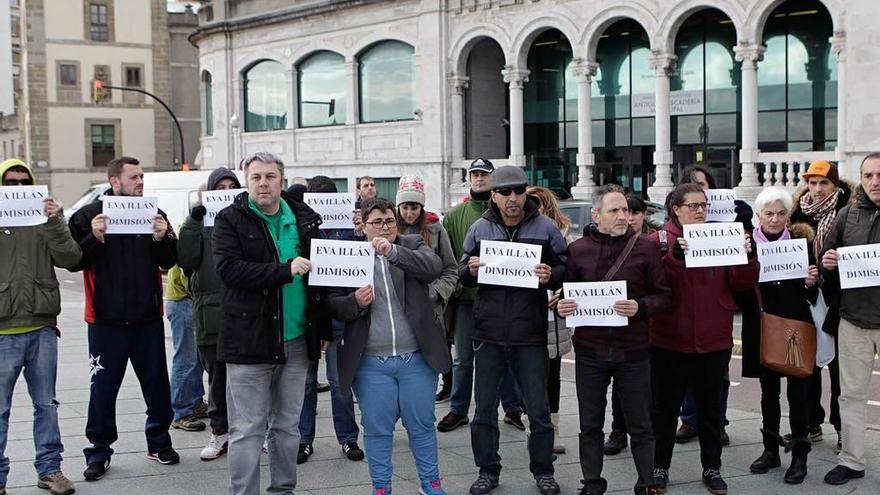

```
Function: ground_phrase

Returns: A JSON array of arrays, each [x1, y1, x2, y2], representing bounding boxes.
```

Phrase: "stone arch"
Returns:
[[449, 25, 512, 76], [657, 0, 747, 53], [291, 48, 347, 69], [353, 35, 418, 60], [580, 3, 659, 61], [510, 14, 580, 69], [745, 0, 844, 45]]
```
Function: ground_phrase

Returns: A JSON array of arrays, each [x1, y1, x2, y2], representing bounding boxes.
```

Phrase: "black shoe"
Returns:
[[297, 443, 313, 464], [784, 456, 808, 484], [83, 460, 110, 481], [435, 390, 451, 403], [469, 472, 499, 495], [720, 427, 730, 447], [342, 441, 364, 461], [603, 430, 628, 455], [316, 382, 331, 393], [535, 475, 560, 495], [652, 468, 668, 492], [578, 478, 607, 495], [675, 424, 697, 443], [437, 412, 469, 432], [824, 465, 865, 485], [146, 447, 180, 465], [701, 468, 727, 495], [503, 410, 526, 430], [635, 487, 663, 495], [749, 450, 781, 474]]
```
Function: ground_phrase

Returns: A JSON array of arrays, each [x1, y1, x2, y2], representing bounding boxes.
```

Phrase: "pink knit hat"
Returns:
[[396, 175, 426, 206]]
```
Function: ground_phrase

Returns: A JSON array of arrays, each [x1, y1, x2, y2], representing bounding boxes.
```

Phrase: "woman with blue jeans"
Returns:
[[327, 197, 451, 495]]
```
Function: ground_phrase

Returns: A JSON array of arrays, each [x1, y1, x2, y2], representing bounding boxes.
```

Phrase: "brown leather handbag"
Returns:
[[757, 289, 817, 378]]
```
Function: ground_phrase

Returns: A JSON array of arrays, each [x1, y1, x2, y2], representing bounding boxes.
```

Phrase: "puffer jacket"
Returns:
[[459, 196, 567, 346]]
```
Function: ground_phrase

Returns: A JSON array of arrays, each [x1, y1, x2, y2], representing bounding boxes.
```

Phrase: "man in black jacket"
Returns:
[[212, 152, 329, 495], [68, 156, 178, 480]]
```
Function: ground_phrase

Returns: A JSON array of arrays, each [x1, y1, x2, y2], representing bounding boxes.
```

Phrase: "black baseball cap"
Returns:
[[468, 158, 494, 174]]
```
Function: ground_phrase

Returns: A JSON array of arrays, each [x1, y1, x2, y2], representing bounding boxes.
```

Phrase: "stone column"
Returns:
[[571, 61, 598, 200], [831, 34, 847, 177], [734, 44, 765, 200], [647, 53, 676, 202], [502, 67, 529, 166], [448, 75, 470, 162], [285, 68, 298, 129], [344, 60, 359, 125]]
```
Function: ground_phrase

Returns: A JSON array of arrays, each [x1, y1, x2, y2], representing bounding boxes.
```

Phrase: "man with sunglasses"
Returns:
[[0, 159, 80, 495], [459, 166, 567, 495]]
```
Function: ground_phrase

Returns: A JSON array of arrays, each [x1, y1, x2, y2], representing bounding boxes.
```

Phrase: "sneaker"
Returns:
[[435, 390, 451, 403], [37, 471, 75, 495], [809, 426, 823, 442], [200, 432, 229, 461], [147, 447, 180, 465], [83, 459, 110, 481], [675, 424, 697, 443], [437, 412, 469, 432], [720, 427, 730, 447], [419, 479, 447, 495], [316, 382, 331, 393], [635, 487, 663, 495], [372, 486, 392, 495], [579, 478, 607, 495], [603, 430, 628, 455], [297, 443, 313, 464], [342, 441, 364, 461], [824, 465, 865, 485], [701, 468, 727, 495], [171, 414, 206, 432], [503, 410, 526, 430], [193, 399, 209, 419], [652, 468, 668, 492], [469, 472, 499, 494], [535, 475, 560, 495]]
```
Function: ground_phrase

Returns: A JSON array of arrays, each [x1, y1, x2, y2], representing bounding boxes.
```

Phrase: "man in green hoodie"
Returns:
[[437, 158, 524, 433], [0, 159, 80, 495]]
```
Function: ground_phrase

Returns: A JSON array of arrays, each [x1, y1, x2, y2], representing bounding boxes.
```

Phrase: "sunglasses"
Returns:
[[493, 185, 527, 196], [3, 178, 33, 186]]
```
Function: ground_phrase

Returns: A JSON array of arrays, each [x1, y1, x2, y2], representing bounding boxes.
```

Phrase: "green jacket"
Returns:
[[442, 197, 489, 303], [0, 211, 81, 332], [177, 217, 221, 346]]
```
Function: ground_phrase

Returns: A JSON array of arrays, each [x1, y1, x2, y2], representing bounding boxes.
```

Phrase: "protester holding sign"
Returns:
[[648, 183, 758, 494], [212, 152, 329, 495], [177, 166, 241, 461], [556, 184, 670, 495], [819, 153, 880, 486], [68, 156, 179, 481], [326, 197, 450, 495], [0, 159, 80, 495], [741, 187, 819, 484], [458, 166, 567, 495]]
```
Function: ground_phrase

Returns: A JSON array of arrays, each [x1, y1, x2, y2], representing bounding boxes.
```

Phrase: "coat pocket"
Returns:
[[32, 278, 61, 317]]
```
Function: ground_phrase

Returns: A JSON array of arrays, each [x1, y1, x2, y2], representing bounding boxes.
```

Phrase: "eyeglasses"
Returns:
[[681, 202, 710, 211], [2, 178, 33, 186], [365, 218, 397, 229], [494, 185, 527, 196]]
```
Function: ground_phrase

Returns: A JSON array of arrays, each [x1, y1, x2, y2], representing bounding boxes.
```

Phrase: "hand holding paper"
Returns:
[[152, 215, 168, 241], [44, 197, 61, 218], [613, 300, 639, 317], [468, 256, 483, 277], [535, 263, 551, 284], [823, 249, 838, 270], [290, 256, 312, 276], [556, 298, 577, 317], [91, 214, 108, 243]]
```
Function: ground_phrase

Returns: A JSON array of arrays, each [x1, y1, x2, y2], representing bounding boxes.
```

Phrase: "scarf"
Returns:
[[754, 225, 790, 244], [799, 188, 842, 258]]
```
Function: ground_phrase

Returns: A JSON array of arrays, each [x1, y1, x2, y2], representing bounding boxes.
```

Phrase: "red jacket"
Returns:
[[648, 220, 759, 354]]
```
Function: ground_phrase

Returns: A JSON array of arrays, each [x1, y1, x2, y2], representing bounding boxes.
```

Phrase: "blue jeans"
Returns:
[[680, 369, 730, 427], [0, 328, 63, 484], [450, 303, 522, 416], [165, 299, 204, 420], [300, 321, 359, 444], [352, 352, 439, 489]]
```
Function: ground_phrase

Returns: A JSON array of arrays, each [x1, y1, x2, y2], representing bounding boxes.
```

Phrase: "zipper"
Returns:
[[379, 256, 396, 356]]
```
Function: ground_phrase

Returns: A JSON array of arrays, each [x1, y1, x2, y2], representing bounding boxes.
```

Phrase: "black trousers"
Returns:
[[610, 383, 627, 433], [759, 373, 810, 455], [198, 344, 228, 434], [548, 356, 562, 413], [652, 346, 731, 471], [576, 350, 654, 491]]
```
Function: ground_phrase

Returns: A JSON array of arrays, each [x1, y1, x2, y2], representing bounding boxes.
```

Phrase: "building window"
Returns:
[[358, 41, 415, 123], [202, 71, 213, 136], [244, 60, 287, 132], [90, 125, 115, 167], [122, 64, 145, 104], [89, 3, 109, 41], [297, 51, 346, 127], [59, 63, 78, 86], [373, 177, 400, 201], [56, 61, 81, 103], [124, 66, 142, 88]]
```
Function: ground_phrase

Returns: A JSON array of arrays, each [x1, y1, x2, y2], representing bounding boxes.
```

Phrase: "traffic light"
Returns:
[[92, 79, 106, 104]]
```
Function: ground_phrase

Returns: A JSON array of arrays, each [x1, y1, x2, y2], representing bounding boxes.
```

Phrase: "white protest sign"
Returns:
[[837, 243, 880, 289], [308, 239, 374, 288], [563, 281, 628, 327], [706, 189, 738, 222], [0, 185, 48, 227], [303, 193, 356, 230], [683, 222, 748, 268], [202, 188, 245, 227], [102, 196, 157, 234], [757, 238, 810, 283], [478, 240, 542, 289]]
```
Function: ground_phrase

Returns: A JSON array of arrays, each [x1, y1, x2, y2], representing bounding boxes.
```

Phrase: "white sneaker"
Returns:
[[200, 433, 229, 461]]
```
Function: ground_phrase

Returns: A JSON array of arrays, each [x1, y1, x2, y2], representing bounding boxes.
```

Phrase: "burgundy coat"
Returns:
[[648, 220, 759, 354], [565, 226, 671, 361]]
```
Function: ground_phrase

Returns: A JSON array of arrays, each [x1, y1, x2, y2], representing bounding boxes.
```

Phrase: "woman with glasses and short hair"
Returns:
[[647, 183, 759, 494]]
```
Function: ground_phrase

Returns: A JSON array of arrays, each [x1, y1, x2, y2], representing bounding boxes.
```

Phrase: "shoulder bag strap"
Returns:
[[602, 233, 640, 281]]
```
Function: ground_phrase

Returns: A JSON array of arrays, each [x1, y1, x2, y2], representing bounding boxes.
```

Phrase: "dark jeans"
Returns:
[[759, 373, 810, 453], [576, 350, 654, 491], [471, 342, 553, 477], [680, 371, 731, 427], [652, 346, 731, 471], [548, 356, 561, 413], [197, 344, 228, 434], [610, 384, 627, 433]]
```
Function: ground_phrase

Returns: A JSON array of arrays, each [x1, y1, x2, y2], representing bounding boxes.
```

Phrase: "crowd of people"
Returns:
[[0, 151, 878, 495]]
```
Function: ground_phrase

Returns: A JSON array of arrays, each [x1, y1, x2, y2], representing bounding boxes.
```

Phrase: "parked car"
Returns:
[[559, 199, 666, 240]]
